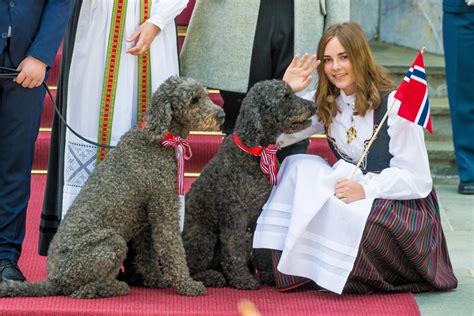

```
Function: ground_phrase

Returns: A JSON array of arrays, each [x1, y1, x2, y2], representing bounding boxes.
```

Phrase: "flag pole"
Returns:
[[349, 48, 425, 179], [349, 97, 397, 179]]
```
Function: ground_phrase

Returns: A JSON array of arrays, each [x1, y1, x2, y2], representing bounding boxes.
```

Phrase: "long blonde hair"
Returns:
[[315, 22, 395, 128]]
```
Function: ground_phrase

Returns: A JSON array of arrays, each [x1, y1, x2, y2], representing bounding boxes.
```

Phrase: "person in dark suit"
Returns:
[[0, 0, 73, 282], [443, 0, 474, 194]]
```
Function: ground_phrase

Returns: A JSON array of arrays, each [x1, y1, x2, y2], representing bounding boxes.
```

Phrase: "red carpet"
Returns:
[[0, 176, 420, 316]]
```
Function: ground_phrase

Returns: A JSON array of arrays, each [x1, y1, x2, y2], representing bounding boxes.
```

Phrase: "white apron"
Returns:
[[253, 155, 374, 294]]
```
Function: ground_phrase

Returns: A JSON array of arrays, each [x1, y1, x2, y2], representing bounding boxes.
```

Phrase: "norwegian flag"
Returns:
[[394, 51, 433, 133]]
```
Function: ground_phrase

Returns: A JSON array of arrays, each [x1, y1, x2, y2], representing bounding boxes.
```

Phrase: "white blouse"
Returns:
[[147, 0, 189, 30], [277, 90, 433, 200]]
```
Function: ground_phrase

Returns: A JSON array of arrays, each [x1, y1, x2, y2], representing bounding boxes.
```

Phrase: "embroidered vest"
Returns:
[[327, 93, 392, 173]]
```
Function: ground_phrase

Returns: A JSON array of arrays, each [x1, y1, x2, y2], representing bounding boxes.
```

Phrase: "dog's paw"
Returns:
[[176, 280, 206, 296], [144, 278, 171, 289], [228, 274, 260, 290], [193, 270, 227, 287], [70, 280, 129, 298], [258, 270, 276, 286]]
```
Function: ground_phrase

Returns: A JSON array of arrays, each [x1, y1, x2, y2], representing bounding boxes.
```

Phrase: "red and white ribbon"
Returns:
[[233, 133, 279, 186], [259, 145, 279, 185], [161, 133, 192, 195]]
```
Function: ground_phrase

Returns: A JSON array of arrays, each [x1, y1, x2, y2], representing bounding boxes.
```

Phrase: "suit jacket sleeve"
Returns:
[[324, 0, 350, 30], [26, 0, 74, 67]]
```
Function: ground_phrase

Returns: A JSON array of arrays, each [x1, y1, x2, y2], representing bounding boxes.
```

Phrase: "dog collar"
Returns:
[[232, 133, 279, 186], [161, 134, 192, 195]]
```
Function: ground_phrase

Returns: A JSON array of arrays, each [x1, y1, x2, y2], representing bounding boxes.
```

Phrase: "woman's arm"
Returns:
[[127, 0, 188, 55], [282, 54, 320, 93], [147, 0, 189, 30], [276, 114, 325, 148], [276, 55, 323, 147], [359, 92, 433, 200]]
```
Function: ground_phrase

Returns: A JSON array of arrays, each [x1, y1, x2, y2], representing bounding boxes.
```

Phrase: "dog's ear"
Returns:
[[234, 91, 264, 147], [144, 87, 173, 141], [235, 80, 291, 146]]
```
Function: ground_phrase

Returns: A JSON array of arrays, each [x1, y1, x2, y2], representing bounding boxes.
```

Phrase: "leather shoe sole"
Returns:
[[0, 260, 26, 282]]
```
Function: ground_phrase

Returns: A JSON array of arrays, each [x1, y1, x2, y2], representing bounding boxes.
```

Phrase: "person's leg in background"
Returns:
[[221, 0, 309, 159], [248, 0, 308, 161], [443, 11, 474, 194], [217, 0, 276, 136], [0, 48, 46, 281], [219, 91, 246, 135]]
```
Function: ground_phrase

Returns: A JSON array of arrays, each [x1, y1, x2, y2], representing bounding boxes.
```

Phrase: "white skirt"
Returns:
[[62, 0, 180, 215], [253, 154, 374, 294]]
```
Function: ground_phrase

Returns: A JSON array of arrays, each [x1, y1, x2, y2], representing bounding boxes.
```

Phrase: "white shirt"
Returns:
[[146, 0, 188, 30], [277, 90, 432, 200]]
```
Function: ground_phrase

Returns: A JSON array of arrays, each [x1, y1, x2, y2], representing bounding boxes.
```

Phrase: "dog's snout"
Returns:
[[300, 97, 316, 111]]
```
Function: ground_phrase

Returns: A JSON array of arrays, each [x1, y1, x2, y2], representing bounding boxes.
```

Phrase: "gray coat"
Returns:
[[180, 0, 350, 93]]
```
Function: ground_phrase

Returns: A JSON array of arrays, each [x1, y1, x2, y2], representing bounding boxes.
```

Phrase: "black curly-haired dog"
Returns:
[[183, 80, 315, 290], [0, 76, 224, 298]]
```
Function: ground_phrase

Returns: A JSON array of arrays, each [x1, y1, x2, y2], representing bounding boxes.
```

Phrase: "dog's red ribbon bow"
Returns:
[[232, 133, 279, 186], [161, 134, 192, 195]]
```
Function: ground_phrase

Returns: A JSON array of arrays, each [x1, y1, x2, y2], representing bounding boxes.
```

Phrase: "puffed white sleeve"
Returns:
[[147, 0, 189, 30], [359, 91, 433, 200], [276, 91, 325, 148]]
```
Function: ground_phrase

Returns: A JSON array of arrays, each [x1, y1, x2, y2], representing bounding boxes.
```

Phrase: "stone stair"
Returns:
[[371, 41, 456, 183]]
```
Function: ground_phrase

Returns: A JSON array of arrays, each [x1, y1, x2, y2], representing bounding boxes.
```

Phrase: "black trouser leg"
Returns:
[[219, 91, 246, 135], [220, 0, 307, 158]]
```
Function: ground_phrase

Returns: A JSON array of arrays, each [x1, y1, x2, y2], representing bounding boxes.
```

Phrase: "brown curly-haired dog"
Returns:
[[183, 80, 315, 290], [0, 76, 224, 298]]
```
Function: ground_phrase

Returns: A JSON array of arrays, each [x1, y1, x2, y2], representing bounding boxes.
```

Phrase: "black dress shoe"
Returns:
[[0, 259, 26, 282], [458, 181, 474, 195]]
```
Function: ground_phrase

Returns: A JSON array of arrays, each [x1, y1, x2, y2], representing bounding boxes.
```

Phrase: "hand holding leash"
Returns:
[[0, 66, 114, 149]]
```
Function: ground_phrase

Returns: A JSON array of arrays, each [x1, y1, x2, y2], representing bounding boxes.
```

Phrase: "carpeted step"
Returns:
[[33, 131, 335, 174], [176, 0, 196, 26], [39, 89, 222, 131], [307, 137, 337, 165], [178, 29, 185, 52], [40, 89, 56, 129], [209, 92, 224, 106], [32, 131, 50, 171], [0, 175, 421, 316], [46, 45, 62, 86], [185, 134, 224, 173]]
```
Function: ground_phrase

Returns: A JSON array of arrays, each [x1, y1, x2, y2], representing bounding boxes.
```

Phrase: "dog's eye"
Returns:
[[191, 96, 199, 104]]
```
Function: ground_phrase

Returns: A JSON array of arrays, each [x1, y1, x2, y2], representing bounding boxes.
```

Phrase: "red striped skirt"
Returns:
[[271, 189, 458, 293]]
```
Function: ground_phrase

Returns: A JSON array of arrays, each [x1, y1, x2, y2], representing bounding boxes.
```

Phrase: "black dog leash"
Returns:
[[0, 66, 114, 149]]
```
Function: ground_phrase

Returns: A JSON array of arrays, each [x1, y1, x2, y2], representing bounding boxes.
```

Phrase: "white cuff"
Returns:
[[360, 181, 378, 200], [146, 16, 165, 31]]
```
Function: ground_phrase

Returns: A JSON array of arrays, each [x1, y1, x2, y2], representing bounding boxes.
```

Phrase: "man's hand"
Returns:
[[126, 22, 161, 56], [282, 53, 320, 93], [15, 56, 47, 88], [334, 179, 365, 203]]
